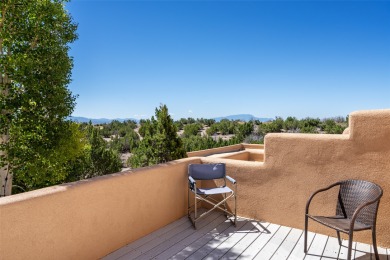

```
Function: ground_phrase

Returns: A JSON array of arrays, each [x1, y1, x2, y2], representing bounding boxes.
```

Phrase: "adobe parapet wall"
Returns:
[[0, 157, 201, 260], [202, 109, 390, 247], [0, 109, 389, 259], [187, 143, 264, 161]]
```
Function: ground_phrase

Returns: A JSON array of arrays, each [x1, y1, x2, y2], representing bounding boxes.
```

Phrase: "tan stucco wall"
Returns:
[[187, 143, 264, 162], [187, 144, 243, 157], [243, 143, 264, 150], [186, 144, 264, 158], [1, 109, 389, 259], [247, 149, 264, 161], [201, 109, 390, 247], [218, 151, 250, 161], [0, 158, 200, 260], [201, 149, 264, 162]]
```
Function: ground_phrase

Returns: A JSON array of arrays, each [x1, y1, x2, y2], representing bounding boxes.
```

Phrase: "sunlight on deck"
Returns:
[[103, 210, 389, 260]]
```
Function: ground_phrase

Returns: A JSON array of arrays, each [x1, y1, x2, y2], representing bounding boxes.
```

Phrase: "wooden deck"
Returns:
[[103, 210, 389, 260]]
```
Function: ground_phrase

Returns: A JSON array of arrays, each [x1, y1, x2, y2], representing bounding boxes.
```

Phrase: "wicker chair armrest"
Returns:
[[305, 182, 343, 215], [226, 175, 236, 184], [349, 193, 383, 231]]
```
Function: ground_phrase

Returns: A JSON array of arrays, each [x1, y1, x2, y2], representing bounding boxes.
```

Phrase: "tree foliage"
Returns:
[[130, 104, 187, 168], [11, 122, 84, 192], [66, 123, 122, 182], [320, 119, 345, 134], [183, 123, 202, 138], [257, 116, 347, 136], [110, 129, 139, 153], [0, 0, 79, 194], [99, 120, 137, 138]]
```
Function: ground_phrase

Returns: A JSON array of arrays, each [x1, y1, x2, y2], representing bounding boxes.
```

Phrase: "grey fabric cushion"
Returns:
[[196, 186, 233, 195], [188, 163, 226, 180]]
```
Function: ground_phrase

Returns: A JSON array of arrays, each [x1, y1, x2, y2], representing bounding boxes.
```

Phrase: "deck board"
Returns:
[[103, 211, 390, 260], [253, 225, 291, 259], [321, 235, 341, 259], [169, 218, 233, 260], [204, 220, 256, 259], [304, 233, 328, 259], [185, 218, 248, 260], [287, 230, 315, 260], [154, 214, 227, 259], [132, 212, 220, 260], [222, 221, 271, 259], [270, 228, 303, 260], [237, 223, 280, 259]]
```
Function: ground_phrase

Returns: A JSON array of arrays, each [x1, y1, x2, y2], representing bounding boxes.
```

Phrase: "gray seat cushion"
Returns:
[[196, 186, 233, 195]]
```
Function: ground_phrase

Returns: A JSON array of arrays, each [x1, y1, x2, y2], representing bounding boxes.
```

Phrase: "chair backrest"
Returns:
[[336, 179, 383, 226], [188, 163, 226, 180]]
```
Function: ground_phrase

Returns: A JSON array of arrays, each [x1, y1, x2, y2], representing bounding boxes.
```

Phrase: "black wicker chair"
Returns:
[[304, 180, 383, 260]]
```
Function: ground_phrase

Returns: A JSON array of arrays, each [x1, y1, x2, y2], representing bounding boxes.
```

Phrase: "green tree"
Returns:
[[284, 117, 299, 132], [201, 118, 215, 126], [206, 124, 219, 136], [110, 128, 139, 153], [258, 117, 284, 135], [89, 127, 122, 175], [182, 135, 215, 152], [321, 119, 346, 134], [219, 119, 235, 135], [235, 121, 254, 137], [187, 117, 196, 124], [183, 123, 202, 138], [66, 123, 122, 182], [0, 0, 78, 195], [11, 122, 84, 192], [138, 119, 155, 138], [299, 117, 321, 133], [130, 104, 187, 168]]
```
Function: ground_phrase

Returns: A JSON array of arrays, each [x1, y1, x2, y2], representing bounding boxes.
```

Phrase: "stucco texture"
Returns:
[[202, 109, 390, 247], [0, 109, 389, 259], [0, 158, 201, 260]]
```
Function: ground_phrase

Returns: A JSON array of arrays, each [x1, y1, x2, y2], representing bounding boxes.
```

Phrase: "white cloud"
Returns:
[[188, 110, 193, 114]]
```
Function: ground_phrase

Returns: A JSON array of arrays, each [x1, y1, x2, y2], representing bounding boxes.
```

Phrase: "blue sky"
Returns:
[[67, 0, 390, 120]]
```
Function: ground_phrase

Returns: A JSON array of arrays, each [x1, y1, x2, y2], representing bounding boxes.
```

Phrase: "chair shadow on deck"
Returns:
[[173, 216, 270, 260]]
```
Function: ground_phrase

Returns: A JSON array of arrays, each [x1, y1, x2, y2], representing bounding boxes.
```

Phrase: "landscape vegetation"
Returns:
[[80, 103, 348, 172], [0, 1, 348, 195]]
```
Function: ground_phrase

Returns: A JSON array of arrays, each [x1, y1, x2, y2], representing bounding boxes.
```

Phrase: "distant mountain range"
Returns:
[[69, 114, 273, 124], [69, 116, 138, 124], [213, 114, 272, 122]]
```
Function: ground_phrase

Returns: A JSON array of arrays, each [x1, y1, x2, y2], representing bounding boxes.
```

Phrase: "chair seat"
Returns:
[[307, 215, 371, 232], [195, 186, 233, 195]]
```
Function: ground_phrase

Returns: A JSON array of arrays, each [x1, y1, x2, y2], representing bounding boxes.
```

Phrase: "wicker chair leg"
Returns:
[[336, 231, 342, 246], [372, 228, 379, 260], [347, 232, 353, 260], [304, 216, 308, 253]]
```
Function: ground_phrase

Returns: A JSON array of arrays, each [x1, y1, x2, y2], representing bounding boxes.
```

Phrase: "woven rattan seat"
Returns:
[[304, 180, 383, 260], [307, 215, 370, 232]]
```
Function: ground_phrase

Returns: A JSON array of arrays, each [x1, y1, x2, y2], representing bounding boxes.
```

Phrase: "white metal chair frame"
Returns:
[[187, 163, 237, 229]]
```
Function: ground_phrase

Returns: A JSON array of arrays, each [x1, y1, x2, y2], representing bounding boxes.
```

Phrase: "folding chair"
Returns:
[[188, 163, 237, 229]]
